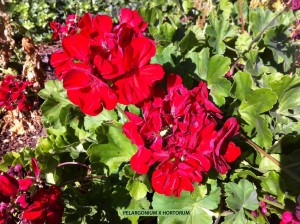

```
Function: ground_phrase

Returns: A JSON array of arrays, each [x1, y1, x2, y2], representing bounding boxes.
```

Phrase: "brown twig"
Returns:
[[238, 0, 245, 33], [240, 134, 300, 183], [199, 1, 210, 29]]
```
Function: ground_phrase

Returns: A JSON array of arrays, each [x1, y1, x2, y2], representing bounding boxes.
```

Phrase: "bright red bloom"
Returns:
[[51, 9, 164, 116], [123, 74, 241, 197], [22, 186, 64, 224]]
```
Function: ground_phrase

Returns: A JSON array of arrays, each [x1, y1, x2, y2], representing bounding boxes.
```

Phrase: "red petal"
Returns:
[[46, 205, 64, 224], [62, 34, 90, 61], [123, 37, 156, 70], [114, 74, 151, 105], [67, 88, 103, 116], [63, 69, 92, 90], [224, 142, 241, 162], [78, 13, 93, 36], [16, 194, 29, 208], [22, 201, 46, 222], [138, 64, 164, 85], [167, 74, 183, 93], [130, 147, 152, 174], [93, 15, 113, 35], [32, 158, 41, 178], [122, 122, 144, 146], [164, 172, 180, 196], [0, 173, 19, 197], [18, 178, 33, 191], [151, 169, 167, 194], [180, 175, 194, 192]]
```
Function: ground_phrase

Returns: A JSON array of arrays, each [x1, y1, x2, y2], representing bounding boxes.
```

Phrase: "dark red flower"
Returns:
[[0, 173, 19, 202], [22, 186, 64, 224], [50, 14, 80, 41], [0, 75, 32, 111], [123, 74, 241, 196]]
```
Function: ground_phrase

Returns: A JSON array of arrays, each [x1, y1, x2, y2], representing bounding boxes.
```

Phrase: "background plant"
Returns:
[[0, 0, 300, 224]]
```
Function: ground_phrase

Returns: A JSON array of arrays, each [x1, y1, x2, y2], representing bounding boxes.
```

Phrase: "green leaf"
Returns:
[[262, 73, 300, 100], [126, 179, 149, 200], [277, 87, 300, 119], [186, 49, 231, 105], [117, 197, 151, 224], [225, 179, 259, 212], [233, 72, 253, 101], [258, 154, 281, 173], [84, 109, 117, 131], [249, 8, 277, 36], [263, 26, 295, 72], [151, 44, 179, 69], [39, 80, 73, 128], [224, 210, 246, 224], [178, 30, 199, 53], [207, 55, 231, 105], [206, 16, 238, 54], [149, 22, 176, 44], [239, 88, 277, 115], [87, 125, 137, 174], [152, 183, 220, 224], [234, 74, 278, 148], [219, 0, 233, 19], [261, 171, 285, 203]]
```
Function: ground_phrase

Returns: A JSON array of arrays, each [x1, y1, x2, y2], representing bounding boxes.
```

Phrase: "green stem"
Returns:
[[258, 197, 284, 210]]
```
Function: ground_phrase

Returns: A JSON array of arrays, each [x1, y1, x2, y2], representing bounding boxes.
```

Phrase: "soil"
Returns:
[[0, 44, 59, 159]]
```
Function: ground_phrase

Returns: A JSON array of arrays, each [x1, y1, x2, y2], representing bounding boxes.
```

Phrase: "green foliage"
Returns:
[[2, 1, 300, 223], [224, 179, 259, 224], [152, 182, 221, 224], [87, 125, 137, 174]]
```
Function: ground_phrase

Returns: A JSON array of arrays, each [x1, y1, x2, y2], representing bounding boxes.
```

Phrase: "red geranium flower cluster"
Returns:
[[123, 74, 241, 197], [51, 8, 164, 116], [0, 159, 63, 224], [50, 14, 80, 41], [0, 75, 32, 111]]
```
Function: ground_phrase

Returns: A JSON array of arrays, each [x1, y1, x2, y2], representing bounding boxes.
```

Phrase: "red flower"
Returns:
[[0, 75, 32, 111], [51, 9, 163, 115], [50, 14, 80, 41], [123, 74, 241, 197], [22, 186, 64, 224]]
